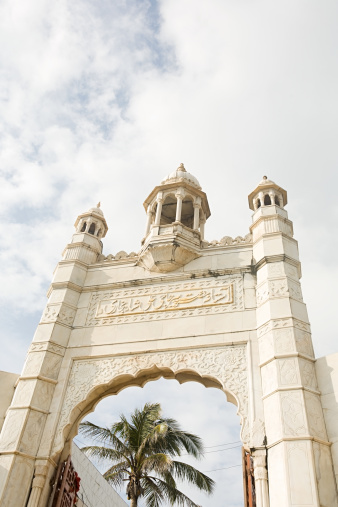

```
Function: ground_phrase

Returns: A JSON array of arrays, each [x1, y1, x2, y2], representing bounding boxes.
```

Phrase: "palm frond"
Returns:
[[80, 420, 131, 456], [80, 445, 131, 466], [172, 461, 215, 493], [141, 476, 164, 507], [146, 476, 201, 507], [140, 453, 172, 474], [103, 461, 130, 488]]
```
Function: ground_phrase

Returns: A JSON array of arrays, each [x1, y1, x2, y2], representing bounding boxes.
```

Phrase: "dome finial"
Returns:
[[97, 202, 101, 208], [263, 175, 267, 180], [178, 163, 186, 172]]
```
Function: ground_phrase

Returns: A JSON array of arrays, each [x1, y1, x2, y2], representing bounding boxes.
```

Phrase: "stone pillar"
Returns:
[[253, 452, 269, 507], [0, 216, 107, 507], [252, 204, 338, 507], [193, 197, 201, 230], [200, 216, 206, 240], [154, 193, 163, 226], [145, 206, 153, 236], [175, 190, 184, 222], [27, 464, 48, 507]]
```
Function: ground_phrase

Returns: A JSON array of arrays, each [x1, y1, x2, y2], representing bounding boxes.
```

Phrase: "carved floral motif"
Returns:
[[53, 345, 249, 454], [279, 358, 299, 385], [281, 391, 306, 436], [299, 359, 317, 389], [304, 392, 327, 440], [274, 328, 293, 354]]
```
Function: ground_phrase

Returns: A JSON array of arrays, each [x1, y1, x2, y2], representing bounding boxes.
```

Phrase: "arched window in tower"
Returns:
[[264, 194, 271, 206], [80, 222, 87, 232], [257, 199, 261, 209], [160, 195, 177, 225], [88, 223, 96, 235], [181, 197, 194, 228], [275, 195, 280, 206]]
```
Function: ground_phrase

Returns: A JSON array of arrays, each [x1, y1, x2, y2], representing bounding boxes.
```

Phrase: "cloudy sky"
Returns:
[[1, 0, 337, 505]]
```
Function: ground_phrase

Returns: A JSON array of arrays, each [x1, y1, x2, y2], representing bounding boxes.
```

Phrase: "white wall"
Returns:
[[71, 443, 128, 507], [0, 371, 19, 432], [315, 352, 338, 488]]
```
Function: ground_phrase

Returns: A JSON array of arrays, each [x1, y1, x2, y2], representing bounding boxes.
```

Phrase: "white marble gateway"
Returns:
[[0, 165, 337, 506]]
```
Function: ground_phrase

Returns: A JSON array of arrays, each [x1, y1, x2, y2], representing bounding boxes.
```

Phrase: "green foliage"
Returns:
[[79, 402, 214, 506]]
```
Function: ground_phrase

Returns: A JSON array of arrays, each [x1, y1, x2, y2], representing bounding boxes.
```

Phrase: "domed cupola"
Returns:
[[139, 163, 210, 273], [74, 202, 108, 239], [161, 163, 202, 190], [248, 176, 287, 210]]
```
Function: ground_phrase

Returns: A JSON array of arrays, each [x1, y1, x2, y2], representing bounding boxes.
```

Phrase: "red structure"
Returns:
[[51, 455, 80, 507], [243, 448, 256, 507]]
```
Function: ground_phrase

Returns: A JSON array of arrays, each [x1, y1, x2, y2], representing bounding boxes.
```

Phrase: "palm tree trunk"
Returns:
[[130, 498, 137, 507]]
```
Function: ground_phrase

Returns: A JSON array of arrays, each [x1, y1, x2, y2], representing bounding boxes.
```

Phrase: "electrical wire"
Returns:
[[203, 464, 242, 473], [180, 444, 242, 457], [204, 440, 241, 448], [75, 437, 242, 453]]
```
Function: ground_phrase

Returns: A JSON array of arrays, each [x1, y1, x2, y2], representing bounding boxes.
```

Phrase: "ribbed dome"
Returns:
[[161, 163, 201, 189], [88, 202, 104, 216]]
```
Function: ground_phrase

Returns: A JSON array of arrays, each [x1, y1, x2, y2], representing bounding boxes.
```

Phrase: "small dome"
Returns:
[[88, 202, 104, 216], [258, 175, 276, 187], [161, 163, 201, 189]]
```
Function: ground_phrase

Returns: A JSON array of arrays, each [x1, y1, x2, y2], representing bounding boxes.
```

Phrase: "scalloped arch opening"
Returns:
[[58, 366, 239, 461]]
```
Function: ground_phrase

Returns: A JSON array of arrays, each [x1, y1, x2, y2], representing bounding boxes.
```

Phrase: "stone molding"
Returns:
[[29, 342, 66, 357], [52, 345, 249, 456], [256, 278, 303, 306], [257, 318, 311, 338], [40, 304, 77, 327]]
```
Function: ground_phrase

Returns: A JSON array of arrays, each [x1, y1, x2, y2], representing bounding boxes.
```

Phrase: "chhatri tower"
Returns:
[[0, 165, 338, 507]]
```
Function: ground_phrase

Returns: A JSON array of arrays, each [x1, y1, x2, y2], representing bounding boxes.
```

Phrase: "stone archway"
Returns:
[[1, 170, 337, 507], [52, 345, 250, 459]]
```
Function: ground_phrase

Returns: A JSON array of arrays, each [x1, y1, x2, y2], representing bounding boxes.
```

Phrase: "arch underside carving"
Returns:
[[52, 345, 250, 457]]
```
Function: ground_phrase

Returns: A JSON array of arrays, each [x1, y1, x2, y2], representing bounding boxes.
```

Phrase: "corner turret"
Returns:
[[62, 203, 108, 264]]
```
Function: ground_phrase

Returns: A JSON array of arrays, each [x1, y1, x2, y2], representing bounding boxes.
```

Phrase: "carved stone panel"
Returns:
[[0, 410, 25, 452], [85, 276, 243, 326], [299, 359, 317, 390], [295, 329, 314, 357], [304, 392, 327, 440], [261, 361, 278, 396], [19, 411, 46, 455], [274, 328, 294, 354], [22, 352, 63, 381], [281, 391, 307, 437], [52, 345, 249, 454], [263, 393, 282, 443], [278, 358, 300, 386], [287, 441, 314, 505], [258, 333, 274, 364]]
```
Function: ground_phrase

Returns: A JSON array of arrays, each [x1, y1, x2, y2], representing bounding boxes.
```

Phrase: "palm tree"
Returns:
[[79, 402, 214, 507]]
